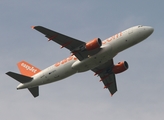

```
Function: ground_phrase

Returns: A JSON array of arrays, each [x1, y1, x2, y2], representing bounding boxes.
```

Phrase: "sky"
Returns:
[[0, 0, 164, 120]]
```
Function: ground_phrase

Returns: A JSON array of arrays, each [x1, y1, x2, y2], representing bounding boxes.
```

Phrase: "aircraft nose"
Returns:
[[144, 26, 154, 35], [146, 26, 154, 34]]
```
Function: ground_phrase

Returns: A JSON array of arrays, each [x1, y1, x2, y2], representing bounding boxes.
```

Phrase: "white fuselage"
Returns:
[[17, 25, 154, 89]]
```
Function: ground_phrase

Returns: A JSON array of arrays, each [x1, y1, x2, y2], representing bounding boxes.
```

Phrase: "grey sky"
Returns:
[[1, 1, 164, 120]]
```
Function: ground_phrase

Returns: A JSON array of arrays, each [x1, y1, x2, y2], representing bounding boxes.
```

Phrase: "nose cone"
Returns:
[[143, 26, 154, 37], [146, 26, 154, 35], [140, 26, 154, 39]]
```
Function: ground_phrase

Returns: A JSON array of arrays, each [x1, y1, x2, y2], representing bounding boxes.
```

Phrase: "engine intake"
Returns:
[[85, 38, 102, 51], [112, 61, 129, 74]]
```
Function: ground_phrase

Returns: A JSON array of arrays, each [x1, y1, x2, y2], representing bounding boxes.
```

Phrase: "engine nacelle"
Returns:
[[112, 61, 129, 74], [85, 38, 102, 51]]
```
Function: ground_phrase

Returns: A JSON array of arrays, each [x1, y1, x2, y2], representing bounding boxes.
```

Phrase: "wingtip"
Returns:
[[31, 26, 35, 29], [6, 71, 10, 75]]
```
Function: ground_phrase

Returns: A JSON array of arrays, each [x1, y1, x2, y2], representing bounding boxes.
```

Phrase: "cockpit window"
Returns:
[[138, 25, 143, 28]]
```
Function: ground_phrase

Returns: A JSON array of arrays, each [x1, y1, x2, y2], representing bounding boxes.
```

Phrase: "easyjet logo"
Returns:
[[21, 63, 37, 73], [54, 55, 77, 67], [102, 32, 122, 44]]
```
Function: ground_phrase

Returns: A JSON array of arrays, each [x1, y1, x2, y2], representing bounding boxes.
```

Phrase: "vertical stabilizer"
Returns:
[[17, 61, 41, 77]]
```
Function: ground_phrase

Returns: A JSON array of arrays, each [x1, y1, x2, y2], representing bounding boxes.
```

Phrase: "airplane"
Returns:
[[6, 25, 154, 97]]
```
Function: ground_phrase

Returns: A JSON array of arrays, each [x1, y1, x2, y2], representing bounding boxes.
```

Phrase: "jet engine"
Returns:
[[112, 61, 129, 74], [85, 38, 102, 50]]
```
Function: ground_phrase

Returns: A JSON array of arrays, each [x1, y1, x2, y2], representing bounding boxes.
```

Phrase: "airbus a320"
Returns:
[[6, 25, 154, 97]]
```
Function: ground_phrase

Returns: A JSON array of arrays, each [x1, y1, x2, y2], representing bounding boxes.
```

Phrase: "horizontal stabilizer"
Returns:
[[6, 72, 33, 83], [28, 87, 39, 97]]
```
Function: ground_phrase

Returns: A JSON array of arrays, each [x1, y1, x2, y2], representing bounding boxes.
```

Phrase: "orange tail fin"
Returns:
[[17, 61, 41, 77]]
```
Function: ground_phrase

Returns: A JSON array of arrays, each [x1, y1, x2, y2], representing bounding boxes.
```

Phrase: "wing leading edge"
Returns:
[[92, 59, 117, 96]]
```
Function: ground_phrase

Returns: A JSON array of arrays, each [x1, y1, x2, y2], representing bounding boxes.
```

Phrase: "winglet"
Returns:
[[31, 26, 35, 29]]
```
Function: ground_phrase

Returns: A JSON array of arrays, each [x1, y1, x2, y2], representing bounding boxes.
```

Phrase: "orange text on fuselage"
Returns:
[[102, 32, 122, 44], [54, 55, 77, 67]]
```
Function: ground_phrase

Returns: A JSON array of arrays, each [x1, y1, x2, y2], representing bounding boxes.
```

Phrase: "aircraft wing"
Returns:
[[92, 59, 117, 95], [32, 26, 101, 60]]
